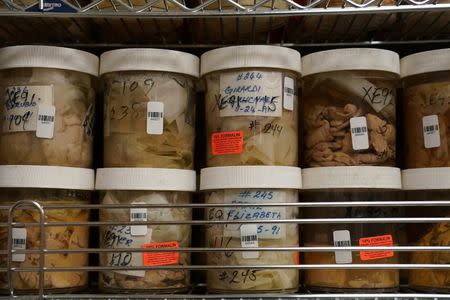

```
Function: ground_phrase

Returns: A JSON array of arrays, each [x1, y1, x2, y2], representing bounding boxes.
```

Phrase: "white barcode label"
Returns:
[[147, 101, 164, 135], [333, 230, 352, 264], [36, 105, 55, 139], [240, 224, 259, 259], [130, 207, 147, 236], [350, 116, 369, 150], [12, 228, 27, 262], [283, 77, 294, 111], [423, 115, 440, 149]]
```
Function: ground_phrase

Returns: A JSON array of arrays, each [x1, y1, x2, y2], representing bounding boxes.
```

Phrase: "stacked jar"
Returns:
[[401, 48, 450, 293], [0, 166, 94, 293], [0, 45, 99, 294], [300, 48, 402, 292], [200, 166, 302, 293], [302, 166, 403, 292], [98, 48, 199, 293], [200, 45, 302, 293]]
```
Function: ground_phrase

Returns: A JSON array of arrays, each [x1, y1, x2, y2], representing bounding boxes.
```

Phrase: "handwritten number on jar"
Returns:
[[219, 270, 258, 284], [362, 86, 392, 107]]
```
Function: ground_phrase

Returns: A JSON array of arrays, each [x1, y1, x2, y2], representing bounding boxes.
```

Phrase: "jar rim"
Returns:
[[401, 48, 450, 78]]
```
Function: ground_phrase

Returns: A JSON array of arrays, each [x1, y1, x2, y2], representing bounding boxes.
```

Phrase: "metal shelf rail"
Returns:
[[0, 0, 449, 47], [0, 200, 448, 299]]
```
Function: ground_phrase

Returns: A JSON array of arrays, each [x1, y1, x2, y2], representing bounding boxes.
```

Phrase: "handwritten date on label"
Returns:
[[212, 190, 286, 239], [2, 85, 53, 133], [218, 71, 283, 117]]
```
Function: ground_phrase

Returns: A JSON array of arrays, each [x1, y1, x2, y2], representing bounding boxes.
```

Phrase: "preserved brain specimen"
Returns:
[[204, 70, 298, 167], [0, 68, 95, 167], [0, 191, 89, 292], [103, 71, 195, 169], [404, 79, 450, 168], [99, 191, 191, 292], [409, 222, 450, 291], [303, 71, 397, 167], [205, 189, 299, 292]]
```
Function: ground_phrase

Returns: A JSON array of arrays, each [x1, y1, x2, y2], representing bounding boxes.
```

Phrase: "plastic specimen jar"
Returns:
[[0, 46, 99, 168], [403, 168, 450, 293], [301, 166, 403, 292], [100, 49, 199, 169], [301, 48, 400, 168], [200, 166, 302, 293], [0, 165, 94, 293], [201, 46, 302, 167], [95, 168, 196, 293], [401, 49, 450, 168]]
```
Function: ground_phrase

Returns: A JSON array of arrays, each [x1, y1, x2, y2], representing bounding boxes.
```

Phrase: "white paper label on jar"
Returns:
[[240, 224, 259, 259], [222, 190, 286, 239], [283, 77, 294, 111], [104, 225, 152, 278], [130, 206, 148, 236], [2, 85, 53, 133], [350, 116, 369, 150], [423, 114, 441, 149], [36, 105, 56, 139], [219, 71, 283, 117], [333, 230, 353, 264], [12, 228, 27, 262], [147, 101, 164, 135]]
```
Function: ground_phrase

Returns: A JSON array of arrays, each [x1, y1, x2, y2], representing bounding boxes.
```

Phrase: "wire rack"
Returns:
[[0, 0, 449, 47], [0, 199, 448, 300]]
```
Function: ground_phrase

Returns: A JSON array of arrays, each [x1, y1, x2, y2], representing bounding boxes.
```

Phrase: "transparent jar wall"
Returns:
[[205, 189, 299, 293], [204, 68, 299, 167], [403, 71, 450, 168], [102, 71, 196, 169], [0, 188, 90, 293], [302, 70, 398, 167], [0, 68, 96, 168], [99, 190, 192, 293], [406, 190, 450, 293], [302, 189, 402, 292]]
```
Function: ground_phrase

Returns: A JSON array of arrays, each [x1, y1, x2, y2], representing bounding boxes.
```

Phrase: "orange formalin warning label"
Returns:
[[211, 131, 243, 155], [359, 234, 394, 261], [143, 241, 180, 266]]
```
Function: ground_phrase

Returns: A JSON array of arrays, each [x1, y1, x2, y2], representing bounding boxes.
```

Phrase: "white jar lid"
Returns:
[[302, 166, 401, 190], [200, 166, 302, 190], [403, 168, 450, 190], [401, 49, 450, 78], [302, 48, 400, 77], [0, 165, 94, 190], [0, 45, 99, 77], [95, 168, 196, 192], [99, 48, 200, 78], [200, 45, 302, 77]]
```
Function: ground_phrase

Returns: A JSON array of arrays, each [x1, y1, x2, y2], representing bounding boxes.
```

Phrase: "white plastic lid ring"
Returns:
[[0, 45, 99, 77], [302, 166, 402, 190], [200, 166, 302, 190], [100, 48, 200, 78], [302, 48, 400, 77], [0, 165, 95, 190], [96, 168, 197, 192], [401, 49, 450, 78], [200, 45, 302, 77], [403, 168, 450, 190]]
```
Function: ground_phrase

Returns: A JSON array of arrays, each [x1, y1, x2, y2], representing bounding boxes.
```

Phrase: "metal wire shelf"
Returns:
[[0, 199, 447, 299]]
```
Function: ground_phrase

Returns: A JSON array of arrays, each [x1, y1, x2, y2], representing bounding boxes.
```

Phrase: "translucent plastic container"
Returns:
[[403, 168, 450, 293], [301, 49, 400, 168], [95, 168, 196, 293], [401, 49, 450, 168], [302, 166, 403, 292], [0, 46, 99, 168], [0, 165, 94, 294], [100, 49, 199, 169], [201, 46, 302, 167], [200, 166, 302, 293]]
